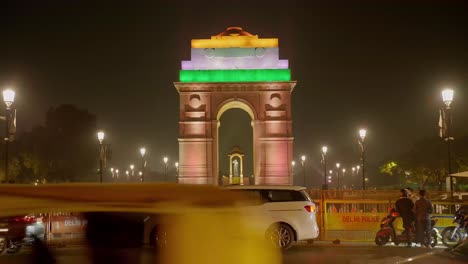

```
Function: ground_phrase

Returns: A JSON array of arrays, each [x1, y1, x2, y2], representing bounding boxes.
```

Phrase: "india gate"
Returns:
[[174, 27, 296, 185]]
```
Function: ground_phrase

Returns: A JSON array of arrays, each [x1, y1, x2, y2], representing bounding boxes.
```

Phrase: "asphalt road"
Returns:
[[0, 242, 445, 264], [283, 242, 444, 264]]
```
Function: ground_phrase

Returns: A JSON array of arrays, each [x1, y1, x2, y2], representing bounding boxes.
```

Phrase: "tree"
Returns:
[[380, 135, 468, 190], [6, 105, 98, 183]]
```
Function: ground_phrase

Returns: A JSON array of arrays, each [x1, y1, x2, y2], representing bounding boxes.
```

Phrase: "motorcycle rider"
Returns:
[[395, 189, 415, 247], [414, 189, 433, 249]]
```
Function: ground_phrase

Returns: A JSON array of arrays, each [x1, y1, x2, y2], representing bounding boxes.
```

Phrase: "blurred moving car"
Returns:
[[224, 185, 320, 250], [0, 215, 45, 254], [0, 183, 280, 264]]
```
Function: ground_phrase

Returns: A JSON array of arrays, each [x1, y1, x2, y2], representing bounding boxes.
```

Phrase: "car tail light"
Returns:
[[304, 205, 316, 213], [10, 216, 36, 223]]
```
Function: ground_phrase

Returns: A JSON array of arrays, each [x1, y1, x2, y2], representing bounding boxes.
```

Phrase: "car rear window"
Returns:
[[264, 190, 307, 202]]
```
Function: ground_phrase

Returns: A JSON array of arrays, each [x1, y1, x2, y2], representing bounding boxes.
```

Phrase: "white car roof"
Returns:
[[223, 185, 306, 191]]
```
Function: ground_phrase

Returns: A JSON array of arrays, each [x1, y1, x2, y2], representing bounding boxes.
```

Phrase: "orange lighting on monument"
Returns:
[[191, 27, 278, 48]]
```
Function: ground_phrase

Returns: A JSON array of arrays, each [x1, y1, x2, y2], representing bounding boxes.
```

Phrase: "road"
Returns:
[[283, 242, 444, 264], [0, 242, 445, 264]]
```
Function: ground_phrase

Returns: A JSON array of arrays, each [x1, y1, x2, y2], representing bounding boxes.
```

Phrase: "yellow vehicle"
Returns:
[[0, 183, 280, 264]]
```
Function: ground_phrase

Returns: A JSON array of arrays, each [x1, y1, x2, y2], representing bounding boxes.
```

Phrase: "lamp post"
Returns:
[[441, 88, 454, 193], [358, 129, 367, 190], [2, 89, 15, 183], [97, 131, 105, 183], [125, 170, 129, 180], [115, 169, 119, 178], [110, 167, 114, 178], [336, 163, 340, 189], [175, 161, 179, 182], [130, 164, 134, 177], [163, 156, 168, 181], [342, 168, 346, 189], [322, 146, 328, 190], [291, 160, 296, 183], [301, 155, 306, 187], [140, 147, 146, 182]]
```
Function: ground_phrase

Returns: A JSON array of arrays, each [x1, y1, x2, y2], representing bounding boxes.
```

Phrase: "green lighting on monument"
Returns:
[[180, 69, 291, 82]]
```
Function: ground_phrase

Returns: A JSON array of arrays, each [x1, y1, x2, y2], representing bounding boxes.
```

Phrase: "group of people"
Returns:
[[395, 187, 434, 248]]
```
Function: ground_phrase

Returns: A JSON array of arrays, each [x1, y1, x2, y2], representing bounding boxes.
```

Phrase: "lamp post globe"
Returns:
[[442, 88, 454, 108], [2, 89, 15, 109]]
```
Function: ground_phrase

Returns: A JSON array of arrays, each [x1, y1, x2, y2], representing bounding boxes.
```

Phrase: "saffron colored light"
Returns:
[[191, 36, 278, 49]]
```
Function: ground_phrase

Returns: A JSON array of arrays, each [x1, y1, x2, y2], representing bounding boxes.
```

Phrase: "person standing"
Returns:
[[414, 189, 434, 249], [396, 189, 415, 247]]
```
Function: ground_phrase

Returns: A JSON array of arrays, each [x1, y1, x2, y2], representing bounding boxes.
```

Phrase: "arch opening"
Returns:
[[217, 100, 255, 185]]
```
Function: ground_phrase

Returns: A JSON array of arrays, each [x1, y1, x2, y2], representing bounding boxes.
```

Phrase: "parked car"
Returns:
[[0, 183, 280, 264], [224, 185, 320, 250]]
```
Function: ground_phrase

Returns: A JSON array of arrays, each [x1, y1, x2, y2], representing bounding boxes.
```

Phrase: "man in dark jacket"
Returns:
[[395, 189, 415, 247], [414, 189, 434, 248]]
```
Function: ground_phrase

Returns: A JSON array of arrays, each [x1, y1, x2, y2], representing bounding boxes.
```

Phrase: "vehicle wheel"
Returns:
[[150, 226, 168, 248], [375, 235, 389, 246], [266, 224, 295, 250], [0, 238, 6, 255], [6, 244, 21, 254], [441, 227, 463, 248], [430, 232, 438, 248]]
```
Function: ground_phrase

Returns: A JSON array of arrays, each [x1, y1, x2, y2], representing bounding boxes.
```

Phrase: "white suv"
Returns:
[[224, 185, 319, 249]]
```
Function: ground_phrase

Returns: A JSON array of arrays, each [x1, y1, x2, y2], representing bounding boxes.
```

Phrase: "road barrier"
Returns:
[[308, 190, 468, 242]]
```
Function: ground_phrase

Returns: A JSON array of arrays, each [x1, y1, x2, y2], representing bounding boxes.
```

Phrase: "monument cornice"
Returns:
[[174, 81, 296, 93]]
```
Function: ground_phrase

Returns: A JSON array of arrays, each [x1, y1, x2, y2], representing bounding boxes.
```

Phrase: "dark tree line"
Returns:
[[380, 135, 468, 190], [1, 104, 100, 183]]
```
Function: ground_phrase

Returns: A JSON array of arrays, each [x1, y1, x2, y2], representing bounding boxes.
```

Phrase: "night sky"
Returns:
[[2, 1, 468, 186]]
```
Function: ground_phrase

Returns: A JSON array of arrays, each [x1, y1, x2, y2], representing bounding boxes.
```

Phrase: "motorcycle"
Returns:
[[0, 215, 45, 254], [441, 207, 467, 248], [375, 208, 439, 247]]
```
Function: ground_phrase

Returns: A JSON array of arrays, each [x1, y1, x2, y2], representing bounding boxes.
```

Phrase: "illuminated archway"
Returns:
[[174, 27, 296, 185]]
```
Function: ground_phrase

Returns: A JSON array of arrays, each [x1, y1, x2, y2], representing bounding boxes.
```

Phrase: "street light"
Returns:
[[2, 89, 15, 183], [342, 168, 346, 189], [321, 146, 328, 190], [115, 169, 119, 178], [130, 164, 135, 177], [125, 170, 129, 180], [175, 161, 179, 182], [336, 163, 340, 189], [291, 160, 296, 181], [163, 156, 168, 181], [358, 129, 367, 190], [140, 147, 146, 182], [441, 88, 454, 193], [97, 131, 105, 183], [352, 167, 356, 175], [110, 167, 114, 178], [301, 155, 306, 187]]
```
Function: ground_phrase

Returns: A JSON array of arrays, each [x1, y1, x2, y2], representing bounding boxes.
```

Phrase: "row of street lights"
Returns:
[[293, 128, 367, 190], [96, 131, 178, 183]]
